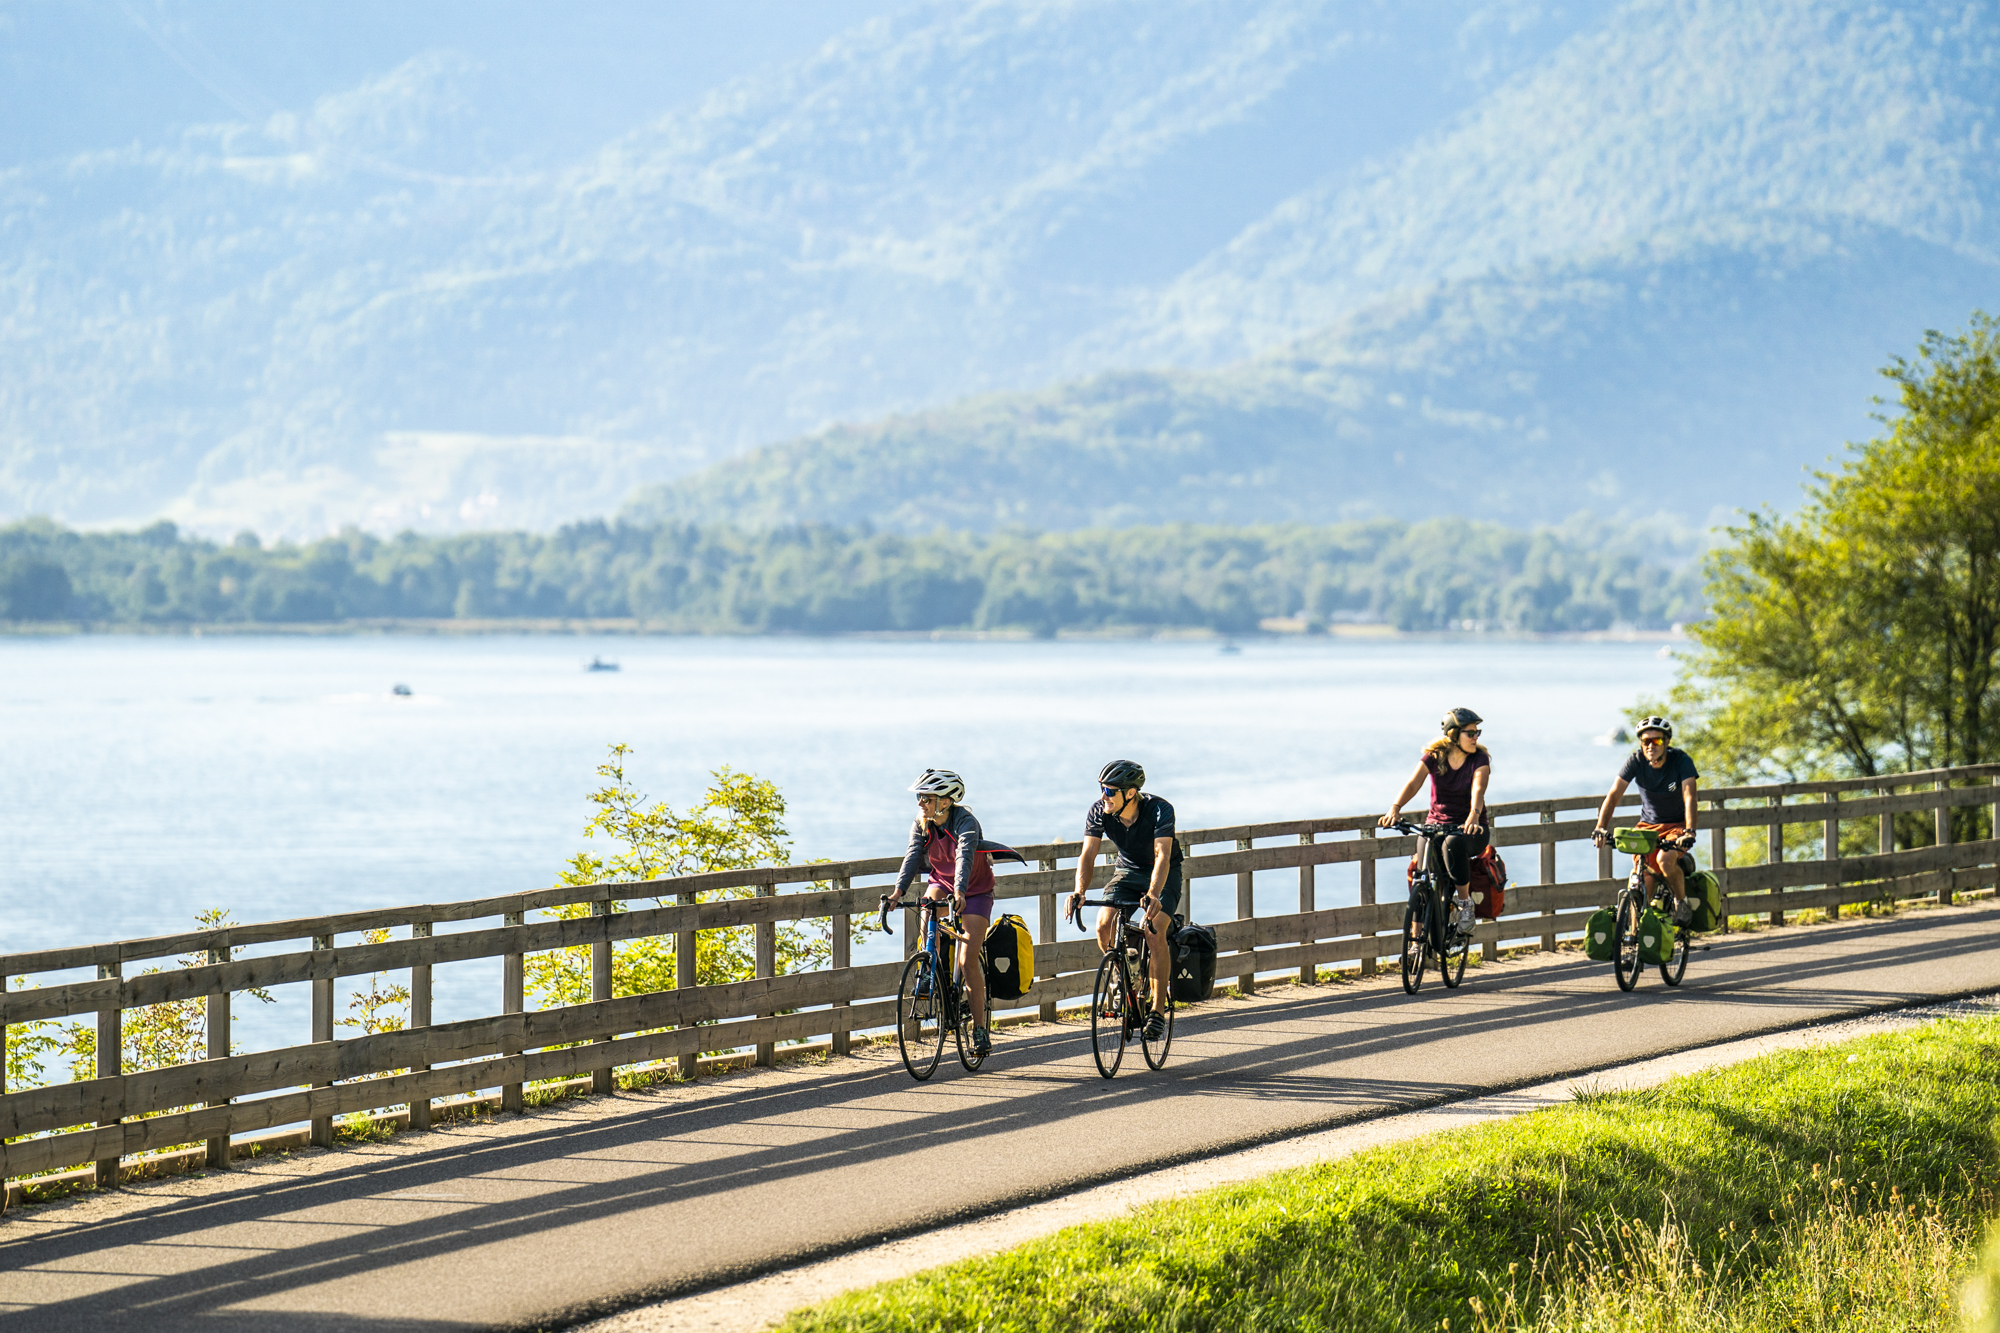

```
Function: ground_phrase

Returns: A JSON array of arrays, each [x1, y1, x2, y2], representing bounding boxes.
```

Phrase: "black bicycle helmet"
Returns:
[[1635, 715, 1673, 742], [1440, 707, 1483, 737], [1097, 759, 1145, 791]]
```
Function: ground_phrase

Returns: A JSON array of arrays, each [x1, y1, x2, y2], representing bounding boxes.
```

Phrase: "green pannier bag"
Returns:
[[1612, 826, 1659, 855], [1584, 907, 1618, 961], [1637, 908, 1673, 964], [1687, 870, 1723, 933]]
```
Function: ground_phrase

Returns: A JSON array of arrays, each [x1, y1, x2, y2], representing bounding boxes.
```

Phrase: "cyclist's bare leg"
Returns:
[[1139, 906, 1170, 1013], [1093, 905, 1120, 954], [958, 913, 989, 1028], [1661, 852, 1687, 906]]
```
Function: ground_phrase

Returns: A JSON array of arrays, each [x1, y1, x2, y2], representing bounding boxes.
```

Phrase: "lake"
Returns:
[[1, 633, 1675, 1053]]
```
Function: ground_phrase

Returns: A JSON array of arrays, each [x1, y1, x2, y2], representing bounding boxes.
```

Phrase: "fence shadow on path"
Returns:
[[4, 904, 1994, 1331]]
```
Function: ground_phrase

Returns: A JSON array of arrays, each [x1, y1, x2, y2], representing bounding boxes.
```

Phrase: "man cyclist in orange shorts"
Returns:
[[1590, 716, 1700, 925]]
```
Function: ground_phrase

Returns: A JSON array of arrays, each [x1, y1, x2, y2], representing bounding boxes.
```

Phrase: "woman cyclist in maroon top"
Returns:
[[884, 769, 1022, 1058], [1379, 707, 1492, 934]]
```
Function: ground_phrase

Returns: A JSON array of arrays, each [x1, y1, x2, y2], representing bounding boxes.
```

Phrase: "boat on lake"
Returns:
[[586, 657, 620, 673]]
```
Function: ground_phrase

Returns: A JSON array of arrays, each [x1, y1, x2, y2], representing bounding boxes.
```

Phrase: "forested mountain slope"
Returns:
[[4, 0, 1993, 535]]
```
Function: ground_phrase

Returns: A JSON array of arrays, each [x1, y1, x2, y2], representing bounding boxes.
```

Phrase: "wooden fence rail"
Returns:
[[5, 763, 1998, 1186]]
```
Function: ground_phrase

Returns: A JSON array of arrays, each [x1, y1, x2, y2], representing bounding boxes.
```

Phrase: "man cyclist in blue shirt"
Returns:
[[1591, 716, 1701, 926], [1066, 759, 1182, 1042]]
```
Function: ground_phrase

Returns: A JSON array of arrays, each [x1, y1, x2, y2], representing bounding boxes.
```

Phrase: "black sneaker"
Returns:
[[1672, 900, 1693, 927], [972, 1025, 991, 1056], [1142, 1012, 1167, 1041]]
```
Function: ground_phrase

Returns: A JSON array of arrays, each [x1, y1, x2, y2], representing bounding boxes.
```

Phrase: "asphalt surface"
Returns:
[[6, 900, 2000, 1331]]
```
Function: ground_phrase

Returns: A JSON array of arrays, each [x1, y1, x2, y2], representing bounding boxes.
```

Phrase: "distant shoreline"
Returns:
[[0, 618, 1689, 644]]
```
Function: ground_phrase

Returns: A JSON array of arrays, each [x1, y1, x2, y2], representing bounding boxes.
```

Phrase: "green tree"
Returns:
[[1667, 313, 2000, 805], [526, 746, 832, 1014]]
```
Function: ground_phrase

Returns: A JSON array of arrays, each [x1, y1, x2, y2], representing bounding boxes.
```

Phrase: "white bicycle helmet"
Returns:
[[908, 768, 965, 802]]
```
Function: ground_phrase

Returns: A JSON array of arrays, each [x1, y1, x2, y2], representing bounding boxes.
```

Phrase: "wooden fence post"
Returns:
[[1824, 791, 1841, 923], [1992, 775, 1999, 894], [1038, 859, 1058, 1023], [1540, 810, 1557, 951], [96, 961, 122, 1187], [1359, 826, 1376, 976], [1, 970, 8, 1097], [832, 877, 852, 1057], [1768, 796, 1785, 927], [1236, 837, 1255, 995], [410, 921, 433, 1130], [1937, 780, 1954, 906], [590, 900, 615, 1094], [205, 945, 230, 1168], [1709, 809, 1729, 932], [676, 891, 699, 1081], [1596, 823, 1614, 884], [1298, 831, 1315, 985], [501, 911, 524, 1113], [755, 885, 776, 1067], [1881, 786, 1896, 857], [310, 936, 334, 1147]]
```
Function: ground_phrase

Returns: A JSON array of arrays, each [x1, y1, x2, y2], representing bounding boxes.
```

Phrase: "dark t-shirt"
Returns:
[[1084, 793, 1185, 880], [1619, 747, 1700, 824], [1424, 748, 1489, 826]]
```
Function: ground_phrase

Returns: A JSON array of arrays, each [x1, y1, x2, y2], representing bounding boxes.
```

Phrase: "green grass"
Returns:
[[783, 1019, 2000, 1332]]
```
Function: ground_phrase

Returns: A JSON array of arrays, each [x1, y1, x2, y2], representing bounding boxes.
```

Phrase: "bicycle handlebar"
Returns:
[[877, 895, 893, 934]]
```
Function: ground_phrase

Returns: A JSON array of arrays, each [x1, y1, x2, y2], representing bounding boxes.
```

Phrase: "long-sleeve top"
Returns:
[[895, 804, 1021, 898]]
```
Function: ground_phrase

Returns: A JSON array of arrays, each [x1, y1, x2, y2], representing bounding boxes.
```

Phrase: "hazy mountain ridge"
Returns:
[[3, 0, 1994, 536], [1124, 0, 2000, 363], [0, 0, 1584, 534], [630, 187, 1997, 528]]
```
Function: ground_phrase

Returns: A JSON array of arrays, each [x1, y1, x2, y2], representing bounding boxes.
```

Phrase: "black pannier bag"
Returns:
[[1169, 919, 1218, 1002]]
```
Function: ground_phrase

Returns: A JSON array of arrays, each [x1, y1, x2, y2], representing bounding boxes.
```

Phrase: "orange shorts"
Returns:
[[1636, 822, 1688, 874]]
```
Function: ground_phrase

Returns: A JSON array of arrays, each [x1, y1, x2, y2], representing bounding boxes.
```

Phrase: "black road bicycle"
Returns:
[[1387, 821, 1474, 994], [881, 894, 986, 1079], [1610, 832, 1696, 992], [1067, 897, 1174, 1079]]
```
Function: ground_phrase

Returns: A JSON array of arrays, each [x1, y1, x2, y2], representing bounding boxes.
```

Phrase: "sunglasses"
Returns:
[[1460, 729, 1482, 738], [1100, 785, 1122, 797]]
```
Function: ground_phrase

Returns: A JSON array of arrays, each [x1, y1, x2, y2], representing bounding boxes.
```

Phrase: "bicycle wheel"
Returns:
[[1090, 950, 1129, 1079], [953, 974, 986, 1071], [1400, 902, 1427, 994], [1660, 924, 1689, 987], [1614, 891, 1645, 992], [1140, 947, 1174, 1070], [1440, 909, 1471, 989], [896, 952, 947, 1080]]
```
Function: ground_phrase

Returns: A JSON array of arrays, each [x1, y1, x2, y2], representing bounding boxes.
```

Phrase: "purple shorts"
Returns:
[[931, 887, 992, 921]]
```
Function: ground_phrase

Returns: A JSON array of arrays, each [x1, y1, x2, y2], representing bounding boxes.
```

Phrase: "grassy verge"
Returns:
[[784, 1019, 2000, 1332]]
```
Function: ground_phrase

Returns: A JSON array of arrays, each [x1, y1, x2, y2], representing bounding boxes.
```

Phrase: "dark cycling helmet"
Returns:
[[1440, 707, 1483, 737], [1635, 715, 1673, 742], [1097, 759, 1145, 791], [908, 768, 965, 802]]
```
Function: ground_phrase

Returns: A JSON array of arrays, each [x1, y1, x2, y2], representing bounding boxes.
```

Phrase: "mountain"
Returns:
[[630, 0, 2000, 531], [2, 0, 1995, 536]]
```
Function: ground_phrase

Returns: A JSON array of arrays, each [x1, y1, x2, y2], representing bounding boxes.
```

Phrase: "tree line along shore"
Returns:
[[0, 515, 1701, 637]]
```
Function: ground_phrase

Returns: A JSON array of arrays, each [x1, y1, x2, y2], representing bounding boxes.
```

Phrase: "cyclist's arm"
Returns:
[[1592, 779, 1629, 836], [888, 820, 927, 905], [950, 808, 982, 903], [1680, 778, 1698, 835], [1380, 760, 1429, 826], [1464, 763, 1491, 833], [1072, 835, 1104, 901], [1146, 836, 1174, 906]]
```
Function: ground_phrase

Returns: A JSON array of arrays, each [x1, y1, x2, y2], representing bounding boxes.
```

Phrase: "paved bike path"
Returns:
[[6, 902, 2000, 1332]]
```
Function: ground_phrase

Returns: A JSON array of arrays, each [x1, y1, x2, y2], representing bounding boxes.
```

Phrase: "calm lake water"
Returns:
[[1, 634, 1674, 1054]]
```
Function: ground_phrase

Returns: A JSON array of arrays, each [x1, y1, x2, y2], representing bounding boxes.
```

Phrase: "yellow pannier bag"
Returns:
[[982, 913, 1035, 1001]]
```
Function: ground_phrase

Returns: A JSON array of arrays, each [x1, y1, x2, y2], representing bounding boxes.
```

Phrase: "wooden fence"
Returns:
[[5, 763, 1998, 1188]]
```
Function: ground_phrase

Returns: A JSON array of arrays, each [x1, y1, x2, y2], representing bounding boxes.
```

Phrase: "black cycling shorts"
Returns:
[[1108, 866, 1183, 918]]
